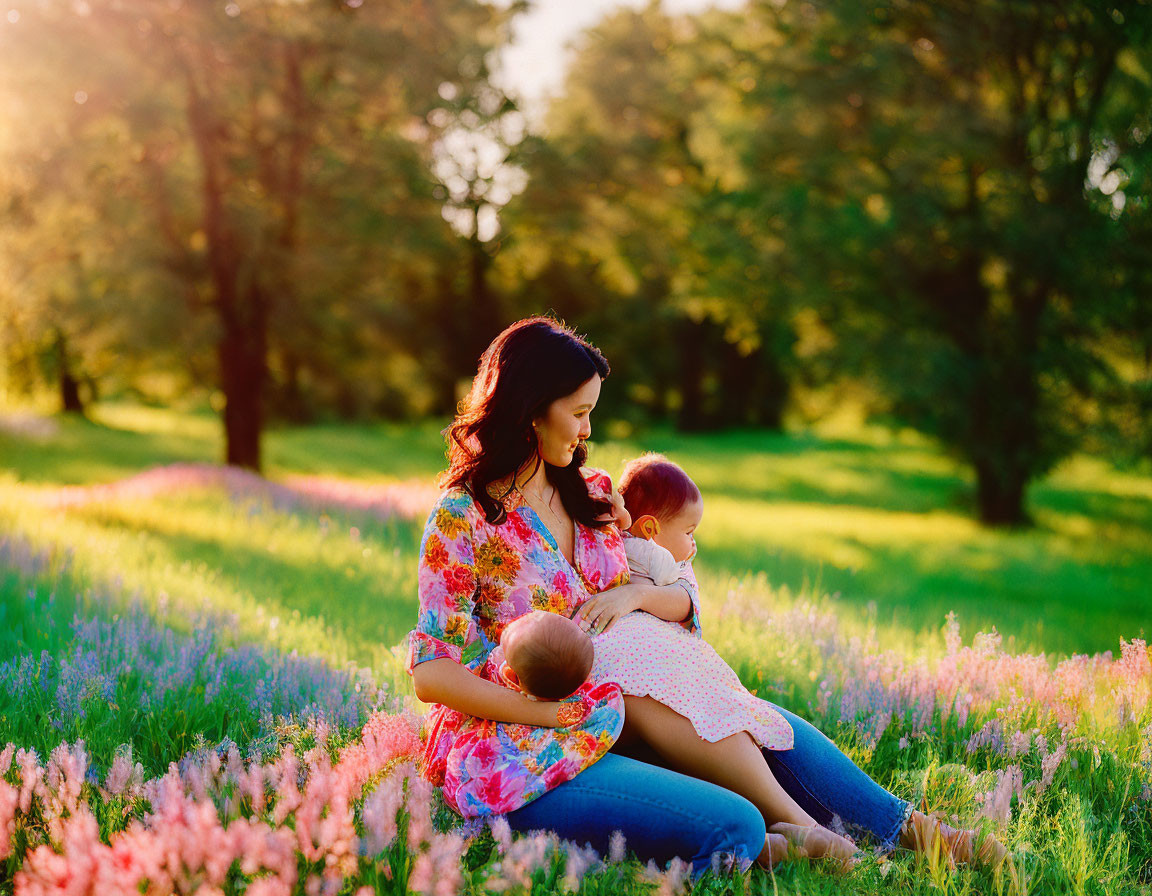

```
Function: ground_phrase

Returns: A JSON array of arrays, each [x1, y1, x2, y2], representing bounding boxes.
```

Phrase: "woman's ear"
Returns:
[[628, 514, 661, 539]]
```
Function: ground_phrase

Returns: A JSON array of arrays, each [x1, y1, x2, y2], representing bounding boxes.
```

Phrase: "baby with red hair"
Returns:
[[590, 453, 797, 755], [493, 454, 795, 756], [495, 453, 863, 867], [499, 454, 1009, 872]]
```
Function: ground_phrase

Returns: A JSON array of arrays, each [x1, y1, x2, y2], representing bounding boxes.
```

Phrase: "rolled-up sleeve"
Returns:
[[407, 491, 482, 671], [675, 562, 703, 637]]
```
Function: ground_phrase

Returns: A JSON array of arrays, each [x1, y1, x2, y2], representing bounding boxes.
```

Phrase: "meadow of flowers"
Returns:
[[1, 451, 1150, 895]]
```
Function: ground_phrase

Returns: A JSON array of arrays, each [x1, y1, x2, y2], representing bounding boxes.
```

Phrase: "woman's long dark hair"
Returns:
[[441, 317, 614, 526]]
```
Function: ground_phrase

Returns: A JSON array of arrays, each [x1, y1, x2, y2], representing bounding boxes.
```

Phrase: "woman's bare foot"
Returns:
[[756, 832, 791, 868], [901, 810, 1009, 870], [768, 822, 860, 872]]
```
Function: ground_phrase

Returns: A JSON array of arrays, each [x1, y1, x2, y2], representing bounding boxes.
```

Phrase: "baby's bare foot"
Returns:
[[756, 832, 791, 868], [769, 822, 860, 872]]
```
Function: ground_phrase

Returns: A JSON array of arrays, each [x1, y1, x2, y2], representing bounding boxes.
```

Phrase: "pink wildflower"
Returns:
[[43, 742, 90, 846], [489, 816, 513, 855], [608, 829, 626, 864], [1113, 639, 1151, 724], [408, 852, 435, 895], [102, 753, 144, 801], [0, 779, 18, 861], [498, 830, 555, 890], [562, 841, 598, 892], [979, 765, 1024, 823], [657, 858, 690, 896], [428, 832, 466, 896], [943, 612, 962, 655], [405, 776, 435, 851], [1007, 730, 1032, 757], [1038, 741, 1068, 792], [361, 773, 405, 855], [15, 806, 105, 896], [17, 748, 45, 815]]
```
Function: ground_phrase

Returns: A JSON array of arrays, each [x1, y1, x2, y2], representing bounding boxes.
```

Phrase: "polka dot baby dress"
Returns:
[[591, 538, 794, 751]]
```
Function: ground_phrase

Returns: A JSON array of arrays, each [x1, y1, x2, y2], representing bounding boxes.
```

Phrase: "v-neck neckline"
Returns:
[[517, 500, 580, 574]]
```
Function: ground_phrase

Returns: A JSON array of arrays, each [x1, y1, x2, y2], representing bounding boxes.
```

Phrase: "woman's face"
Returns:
[[533, 375, 601, 467]]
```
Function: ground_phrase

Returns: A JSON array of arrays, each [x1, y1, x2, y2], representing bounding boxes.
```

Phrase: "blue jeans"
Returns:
[[506, 707, 912, 873], [764, 705, 913, 849], [504, 753, 765, 875]]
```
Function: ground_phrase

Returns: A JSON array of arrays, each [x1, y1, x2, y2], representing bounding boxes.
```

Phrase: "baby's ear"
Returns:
[[629, 514, 661, 539]]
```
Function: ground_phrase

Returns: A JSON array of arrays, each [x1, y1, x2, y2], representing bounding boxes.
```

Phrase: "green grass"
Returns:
[[599, 429, 1152, 657], [2, 405, 1149, 657], [0, 489, 420, 678], [1, 403, 1150, 895], [0, 404, 450, 485]]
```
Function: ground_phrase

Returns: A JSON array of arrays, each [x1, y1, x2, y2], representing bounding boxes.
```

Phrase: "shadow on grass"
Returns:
[[0, 411, 450, 486], [700, 464, 972, 515], [621, 427, 1152, 528], [266, 420, 450, 481], [1032, 484, 1152, 531], [7, 410, 1151, 661], [1, 414, 220, 485], [61, 500, 421, 664]]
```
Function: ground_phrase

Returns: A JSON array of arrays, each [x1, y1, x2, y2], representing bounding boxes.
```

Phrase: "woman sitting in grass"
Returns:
[[408, 316, 1007, 875]]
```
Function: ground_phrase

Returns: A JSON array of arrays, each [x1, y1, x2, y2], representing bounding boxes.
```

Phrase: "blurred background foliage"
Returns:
[[1, 0, 1150, 527]]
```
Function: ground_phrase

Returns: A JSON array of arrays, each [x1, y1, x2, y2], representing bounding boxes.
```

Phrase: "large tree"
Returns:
[[729, 0, 1152, 524], [1, 0, 502, 468], [0, 13, 182, 413], [503, 5, 800, 430]]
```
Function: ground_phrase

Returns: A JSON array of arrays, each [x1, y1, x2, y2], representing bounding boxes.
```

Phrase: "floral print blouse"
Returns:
[[406, 468, 631, 818]]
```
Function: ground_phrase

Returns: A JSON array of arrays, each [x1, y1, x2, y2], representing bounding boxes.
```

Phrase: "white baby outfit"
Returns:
[[590, 534, 794, 750]]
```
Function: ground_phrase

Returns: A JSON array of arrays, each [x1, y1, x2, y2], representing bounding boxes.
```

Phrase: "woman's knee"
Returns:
[[506, 754, 765, 873]]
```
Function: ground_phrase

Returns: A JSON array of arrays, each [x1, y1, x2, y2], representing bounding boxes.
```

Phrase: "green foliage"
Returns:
[[4, 0, 1151, 525], [0, 0, 512, 465], [703, 0, 1152, 525], [502, 5, 802, 432]]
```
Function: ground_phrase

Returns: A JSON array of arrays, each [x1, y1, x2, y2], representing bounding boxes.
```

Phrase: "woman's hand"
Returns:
[[531, 700, 580, 728], [573, 584, 645, 634], [594, 485, 632, 530], [576, 580, 694, 632]]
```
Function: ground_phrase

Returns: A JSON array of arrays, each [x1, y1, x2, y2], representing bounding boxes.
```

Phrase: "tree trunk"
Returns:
[[465, 223, 501, 375], [717, 338, 789, 430], [974, 460, 1029, 527], [755, 346, 788, 430], [60, 372, 83, 415], [677, 317, 707, 431], [717, 339, 755, 427], [277, 350, 310, 424], [54, 330, 85, 415], [967, 284, 1046, 528], [266, 41, 309, 428], [218, 284, 267, 471], [186, 71, 267, 471]]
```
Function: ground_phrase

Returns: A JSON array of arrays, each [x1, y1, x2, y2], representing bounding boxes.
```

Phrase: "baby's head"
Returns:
[[499, 610, 593, 700], [618, 454, 703, 563]]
